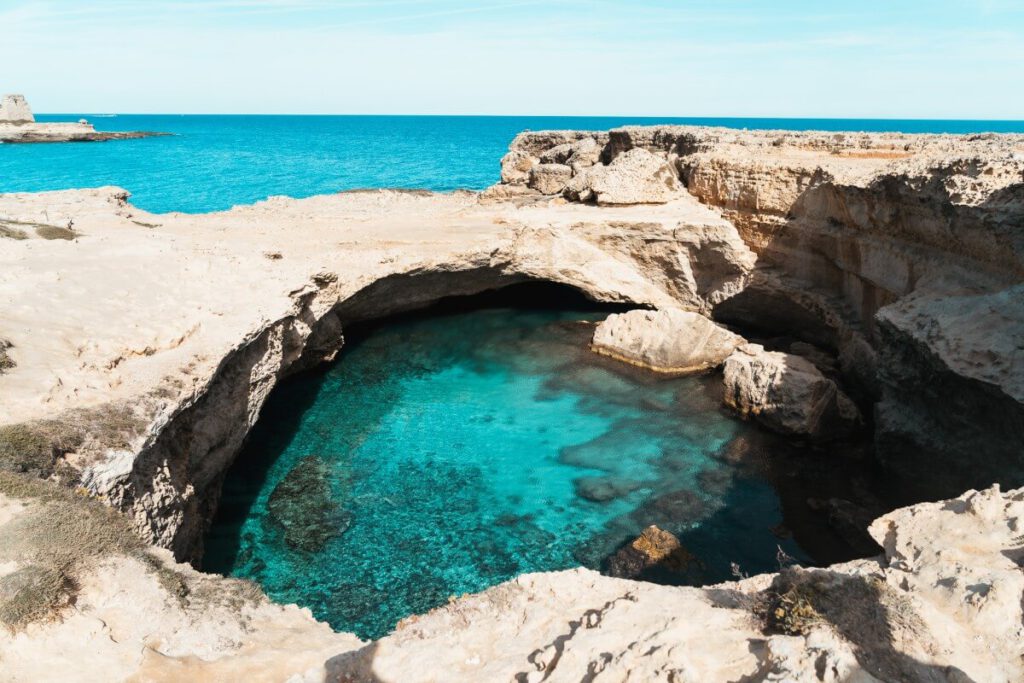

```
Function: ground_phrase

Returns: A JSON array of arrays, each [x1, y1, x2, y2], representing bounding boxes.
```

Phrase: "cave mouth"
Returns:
[[203, 282, 885, 640]]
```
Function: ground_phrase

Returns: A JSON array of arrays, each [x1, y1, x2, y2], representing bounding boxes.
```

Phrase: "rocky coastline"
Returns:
[[0, 94, 168, 143], [1, 125, 1022, 680]]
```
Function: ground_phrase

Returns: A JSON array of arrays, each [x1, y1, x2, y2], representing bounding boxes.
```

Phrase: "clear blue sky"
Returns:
[[2, 0, 1022, 118]]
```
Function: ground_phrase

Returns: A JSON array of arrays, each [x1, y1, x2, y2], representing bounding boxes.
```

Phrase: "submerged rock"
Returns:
[[722, 343, 862, 440], [591, 308, 744, 375], [573, 476, 643, 503], [267, 456, 351, 553], [606, 525, 699, 580]]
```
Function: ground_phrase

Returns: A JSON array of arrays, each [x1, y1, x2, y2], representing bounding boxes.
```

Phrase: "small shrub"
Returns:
[[0, 224, 28, 240], [0, 424, 61, 476], [0, 565, 72, 631], [35, 225, 76, 241]]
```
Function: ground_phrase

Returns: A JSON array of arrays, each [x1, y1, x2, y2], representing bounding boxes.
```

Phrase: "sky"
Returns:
[[2, 0, 1022, 118]]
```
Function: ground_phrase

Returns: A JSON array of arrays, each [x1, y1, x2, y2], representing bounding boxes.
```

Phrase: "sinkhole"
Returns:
[[203, 282, 886, 639]]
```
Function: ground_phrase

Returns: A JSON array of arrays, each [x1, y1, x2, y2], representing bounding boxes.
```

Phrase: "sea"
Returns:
[[3, 114, 1023, 214]]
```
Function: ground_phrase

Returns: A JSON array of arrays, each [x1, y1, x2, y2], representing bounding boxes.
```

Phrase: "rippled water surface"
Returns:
[[6, 114, 1024, 213], [204, 302, 838, 639]]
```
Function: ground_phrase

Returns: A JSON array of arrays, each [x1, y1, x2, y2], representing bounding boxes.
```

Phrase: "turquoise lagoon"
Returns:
[[204, 291, 866, 640]]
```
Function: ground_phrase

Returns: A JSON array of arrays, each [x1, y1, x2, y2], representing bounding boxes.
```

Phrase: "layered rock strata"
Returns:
[[1, 125, 1023, 680], [500, 125, 1024, 492]]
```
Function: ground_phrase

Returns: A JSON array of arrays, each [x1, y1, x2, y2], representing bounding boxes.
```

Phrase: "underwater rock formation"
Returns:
[[267, 456, 350, 553]]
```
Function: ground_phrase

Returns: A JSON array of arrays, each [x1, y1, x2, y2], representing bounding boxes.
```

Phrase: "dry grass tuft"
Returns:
[[35, 225, 76, 241], [0, 404, 146, 477]]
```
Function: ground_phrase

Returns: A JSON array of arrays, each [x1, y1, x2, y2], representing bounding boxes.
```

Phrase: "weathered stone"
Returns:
[[605, 524, 698, 580], [499, 149, 534, 184], [722, 343, 862, 439], [591, 307, 744, 374], [572, 148, 683, 205], [0, 95, 33, 123], [527, 163, 573, 195]]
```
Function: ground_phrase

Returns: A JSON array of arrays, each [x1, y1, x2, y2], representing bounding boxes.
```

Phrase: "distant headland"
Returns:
[[0, 94, 168, 143]]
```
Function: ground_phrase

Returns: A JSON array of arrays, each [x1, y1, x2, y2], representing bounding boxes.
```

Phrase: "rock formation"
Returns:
[[590, 307, 744, 374], [0, 95, 166, 142], [0, 95, 34, 123], [1, 124, 1023, 680], [723, 343, 862, 439], [499, 124, 1024, 492]]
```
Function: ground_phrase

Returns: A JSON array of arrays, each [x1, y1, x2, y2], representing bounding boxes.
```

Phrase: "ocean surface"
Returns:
[[4, 114, 1024, 214], [204, 294, 875, 640]]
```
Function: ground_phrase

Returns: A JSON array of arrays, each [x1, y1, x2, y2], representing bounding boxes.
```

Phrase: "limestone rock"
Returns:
[[605, 524, 699, 580], [499, 149, 534, 184], [574, 148, 683, 205], [591, 308, 744, 374], [0, 95, 33, 123], [722, 343, 862, 439], [527, 163, 572, 195]]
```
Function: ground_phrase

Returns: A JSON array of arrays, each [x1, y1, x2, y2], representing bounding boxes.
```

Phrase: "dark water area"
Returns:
[[5, 114, 1024, 213], [204, 286, 888, 639]]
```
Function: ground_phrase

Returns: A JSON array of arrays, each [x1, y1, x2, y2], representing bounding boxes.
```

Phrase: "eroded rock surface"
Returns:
[[723, 343, 862, 439], [2, 125, 1024, 681], [591, 307, 744, 374]]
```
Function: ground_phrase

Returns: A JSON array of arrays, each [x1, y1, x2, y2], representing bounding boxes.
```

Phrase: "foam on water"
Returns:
[[204, 305, 812, 639]]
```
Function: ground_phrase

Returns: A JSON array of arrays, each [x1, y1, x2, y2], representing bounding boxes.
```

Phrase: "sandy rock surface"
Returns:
[[2, 124, 1024, 681], [723, 343, 861, 439], [591, 307, 744, 374]]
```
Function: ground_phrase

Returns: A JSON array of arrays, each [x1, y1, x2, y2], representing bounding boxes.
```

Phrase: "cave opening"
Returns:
[[202, 281, 891, 639]]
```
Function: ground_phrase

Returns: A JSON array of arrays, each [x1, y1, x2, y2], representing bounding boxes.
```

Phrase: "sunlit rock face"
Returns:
[[500, 125, 1024, 495], [0, 94, 34, 123]]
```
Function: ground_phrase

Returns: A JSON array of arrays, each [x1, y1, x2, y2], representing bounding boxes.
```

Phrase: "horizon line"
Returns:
[[32, 112, 1024, 123]]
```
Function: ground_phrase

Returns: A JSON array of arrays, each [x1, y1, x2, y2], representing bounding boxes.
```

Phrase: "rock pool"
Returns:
[[204, 293, 866, 639]]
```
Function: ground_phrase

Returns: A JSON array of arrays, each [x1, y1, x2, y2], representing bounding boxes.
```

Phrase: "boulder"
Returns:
[[527, 163, 573, 195], [722, 344, 862, 440], [591, 308, 744, 374], [606, 525, 699, 580], [566, 148, 683, 205], [499, 150, 535, 184]]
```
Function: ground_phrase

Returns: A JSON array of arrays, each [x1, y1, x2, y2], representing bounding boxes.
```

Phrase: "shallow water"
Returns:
[[204, 303, 842, 639], [6, 114, 1024, 213]]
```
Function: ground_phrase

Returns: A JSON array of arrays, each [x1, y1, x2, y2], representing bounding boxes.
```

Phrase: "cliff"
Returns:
[[500, 125, 1024, 495], [0, 125, 1022, 680]]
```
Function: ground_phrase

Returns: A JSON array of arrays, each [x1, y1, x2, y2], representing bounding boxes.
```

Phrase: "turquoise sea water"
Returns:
[[5, 114, 1024, 213], [204, 298, 862, 640]]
